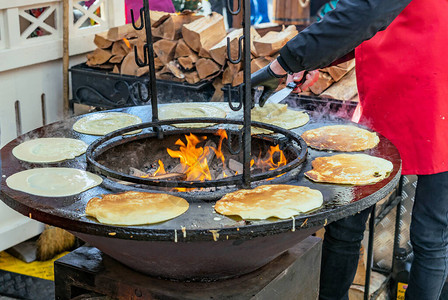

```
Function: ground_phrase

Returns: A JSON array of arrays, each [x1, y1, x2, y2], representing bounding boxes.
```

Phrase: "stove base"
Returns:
[[54, 236, 322, 300]]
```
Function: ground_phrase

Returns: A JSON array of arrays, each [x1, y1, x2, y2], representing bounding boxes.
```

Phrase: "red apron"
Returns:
[[354, 0, 448, 175]]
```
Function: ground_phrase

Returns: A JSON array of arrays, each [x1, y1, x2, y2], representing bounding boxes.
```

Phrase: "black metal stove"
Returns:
[[0, 0, 401, 287]]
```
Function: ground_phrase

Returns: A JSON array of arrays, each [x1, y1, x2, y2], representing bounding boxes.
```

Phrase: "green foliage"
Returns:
[[173, 0, 202, 12]]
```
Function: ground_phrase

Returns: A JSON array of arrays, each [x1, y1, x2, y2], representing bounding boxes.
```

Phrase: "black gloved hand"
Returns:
[[251, 64, 286, 107]]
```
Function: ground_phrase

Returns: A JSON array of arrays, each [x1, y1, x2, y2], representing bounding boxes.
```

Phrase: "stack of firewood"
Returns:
[[86, 11, 301, 100], [86, 11, 357, 102], [299, 59, 358, 101]]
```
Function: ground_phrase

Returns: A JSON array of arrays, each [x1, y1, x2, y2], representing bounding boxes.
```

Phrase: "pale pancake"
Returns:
[[159, 103, 227, 128], [302, 125, 379, 151], [12, 138, 88, 163], [85, 191, 189, 225], [73, 112, 142, 135], [215, 184, 323, 220], [305, 154, 393, 185], [6, 168, 102, 197], [251, 103, 309, 134]]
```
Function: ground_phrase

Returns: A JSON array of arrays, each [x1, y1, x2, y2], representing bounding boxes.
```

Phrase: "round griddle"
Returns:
[[0, 100, 401, 280]]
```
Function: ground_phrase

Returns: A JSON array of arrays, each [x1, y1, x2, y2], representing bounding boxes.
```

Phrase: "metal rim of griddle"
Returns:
[[86, 117, 308, 189]]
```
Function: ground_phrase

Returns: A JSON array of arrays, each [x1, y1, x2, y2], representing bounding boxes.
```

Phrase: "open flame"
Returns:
[[141, 130, 288, 187]]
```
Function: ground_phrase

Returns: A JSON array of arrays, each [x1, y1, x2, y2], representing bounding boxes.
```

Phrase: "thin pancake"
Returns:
[[301, 125, 379, 151], [305, 154, 393, 185], [73, 112, 142, 135], [159, 103, 226, 128], [215, 184, 323, 220], [251, 103, 309, 134], [85, 191, 189, 225], [6, 168, 102, 197], [12, 138, 88, 163]]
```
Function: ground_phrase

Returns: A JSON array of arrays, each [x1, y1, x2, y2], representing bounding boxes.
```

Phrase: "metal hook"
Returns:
[[134, 44, 148, 67], [227, 0, 241, 15], [224, 85, 243, 111], [226, 130, 243, 155], [227, 35, 244, 64], [130, 8, 144, 30]]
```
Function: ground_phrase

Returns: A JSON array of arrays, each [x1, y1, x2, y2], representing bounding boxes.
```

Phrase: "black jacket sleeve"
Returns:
[[277, 0, 412, 73]]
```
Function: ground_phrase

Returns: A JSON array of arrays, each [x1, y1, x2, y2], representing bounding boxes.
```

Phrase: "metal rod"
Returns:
[[391, 175, 405, 274], [364, 204, 376, 300], [41, 93, 47, 126], [14, 100, 22, 136], [141, 1, 160, 137], [62, 0, 70, 117], [241, 0, 252, 188]]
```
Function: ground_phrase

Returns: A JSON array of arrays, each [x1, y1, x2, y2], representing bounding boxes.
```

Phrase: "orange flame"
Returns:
[[153, 160, 166, 176], [122, 38, 131, 49]]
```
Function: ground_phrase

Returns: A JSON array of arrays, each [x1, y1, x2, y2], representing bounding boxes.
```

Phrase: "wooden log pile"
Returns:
[[298, 59, 358, 102], [86, 11, 300, 100]]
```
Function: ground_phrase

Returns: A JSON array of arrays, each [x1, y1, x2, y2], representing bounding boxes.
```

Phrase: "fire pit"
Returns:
[[0, 98, 401, 280]]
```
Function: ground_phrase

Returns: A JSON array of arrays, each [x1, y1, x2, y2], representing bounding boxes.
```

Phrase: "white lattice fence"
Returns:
[[0, 0, 125, 252]]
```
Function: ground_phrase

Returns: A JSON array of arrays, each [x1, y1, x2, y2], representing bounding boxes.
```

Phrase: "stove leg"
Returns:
[[364, 203, 376, 300]]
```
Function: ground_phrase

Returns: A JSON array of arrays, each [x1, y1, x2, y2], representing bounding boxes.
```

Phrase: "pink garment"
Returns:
[[125, 0, 175, 23]]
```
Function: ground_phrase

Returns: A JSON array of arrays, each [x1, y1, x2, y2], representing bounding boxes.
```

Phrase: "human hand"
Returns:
[[251, 60, 287, 107], [286, 70, 319, 93]]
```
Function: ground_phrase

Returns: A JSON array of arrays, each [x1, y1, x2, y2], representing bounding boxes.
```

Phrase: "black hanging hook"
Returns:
[[227, 35, 244, 64], [226, 130, 243, 155], [224, 84, 243, 111], [130, 8, 145, 30], [227, 0, 241, 15], [134, 44, 149, 67]]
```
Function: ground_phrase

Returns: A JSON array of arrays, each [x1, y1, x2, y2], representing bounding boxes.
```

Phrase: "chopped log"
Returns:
[[94, 32, 112, 49], [321, 69, 357, 100], [86, 48, 112, 66], [136, 66, 149, 77], [166, 61, 185, 79], [232, 71, 244, 87], [209, 28, 260, 65], [251, 57, 270, 72], [253, 25, 298, 56], [120, 52, 139, 76], [211, 77, 224, 102], [178, 56, 195, 70], [309, 72, 334, 94], [210, 29, 243, 66], [185, 71, 200, 84], [175, 39, 196, 58], [222, 62, 241, 84], [129, 167, 149, 177], [321, 59, 355, 82], [229, 159, 243, 174], [92, 63, 114, 70], [151, 172, 186, 181], [112, 65, 120, 74], [153, 12, 203, 40], [107, 23, 138, 41], [182, 12, 226, 55], [196, 58, 220, 79], [112, 39, 131, 57], [109, 55, 124, 64], [153, 39, 177, 65], [154, 57, 164, 70]]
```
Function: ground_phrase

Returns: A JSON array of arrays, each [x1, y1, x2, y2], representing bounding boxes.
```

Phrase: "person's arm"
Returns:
[[277, 0, 412, 73]]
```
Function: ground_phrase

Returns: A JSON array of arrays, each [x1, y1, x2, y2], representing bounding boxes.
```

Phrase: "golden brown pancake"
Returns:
[[301, 125, 379, 151], [305, 154, 393, 185], [85, 191, 189, 225], [6, 168, 102, 197], [12, 138, 88, 163], [215, 184, 323, 219], [251, 103, 309, 134], [73, 112, 142, 135]]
